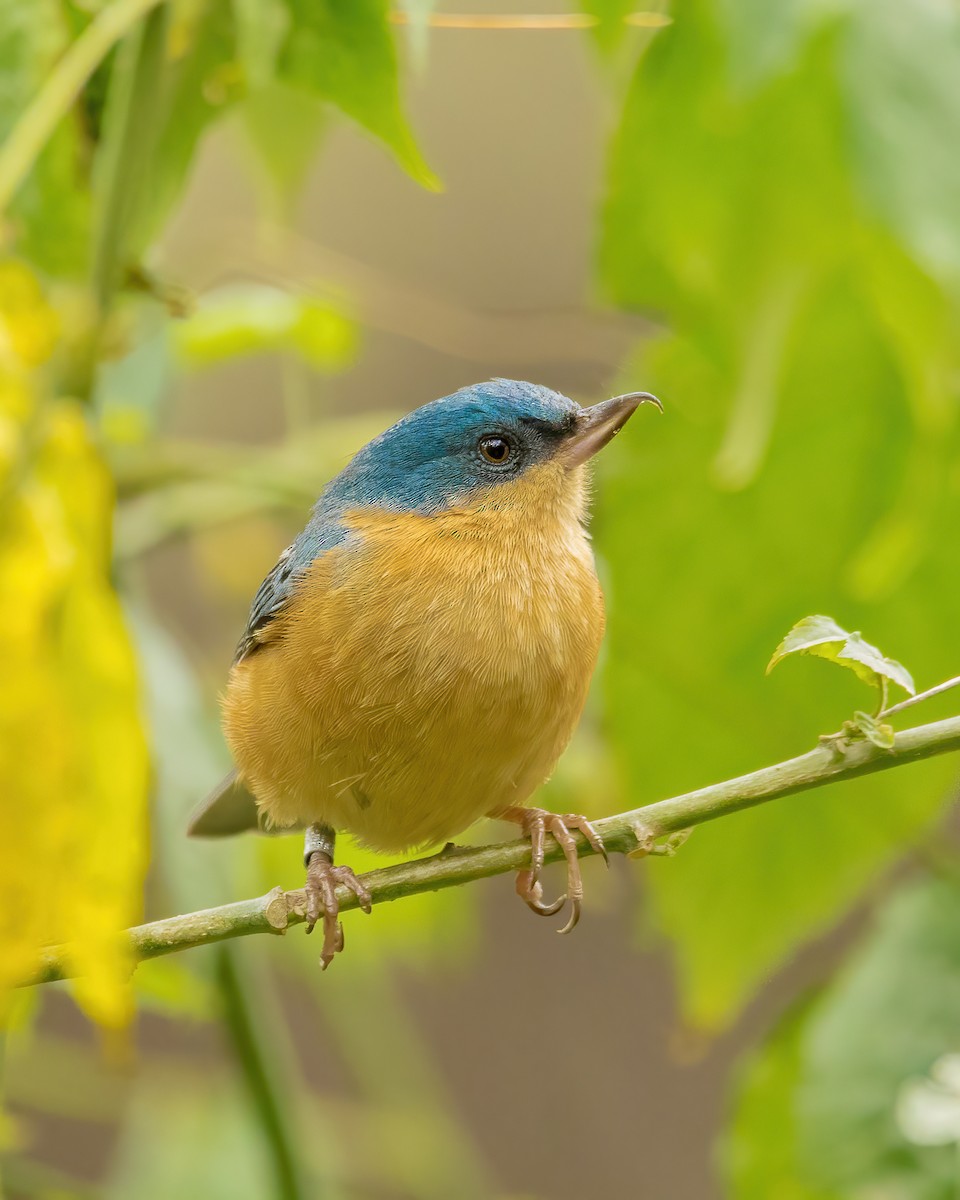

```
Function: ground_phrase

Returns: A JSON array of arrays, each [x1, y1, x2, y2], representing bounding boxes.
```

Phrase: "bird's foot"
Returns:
[[497, 806, 607, 935], [304, 852, 372, 969]]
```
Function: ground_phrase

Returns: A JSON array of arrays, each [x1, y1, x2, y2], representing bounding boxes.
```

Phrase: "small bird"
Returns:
[[189, 379, 660, 966]]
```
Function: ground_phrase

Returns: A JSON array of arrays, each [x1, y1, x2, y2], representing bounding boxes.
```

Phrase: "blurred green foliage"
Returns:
[[727, 879, 960, 1199], [597, 0, 960, 1033], [172, 284, 357, 369], [2, 0, 960, 1196], [0, 2, 91, 275]]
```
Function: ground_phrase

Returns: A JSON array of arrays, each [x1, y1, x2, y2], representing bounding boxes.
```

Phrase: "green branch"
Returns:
[[28, 713, 960, 986]]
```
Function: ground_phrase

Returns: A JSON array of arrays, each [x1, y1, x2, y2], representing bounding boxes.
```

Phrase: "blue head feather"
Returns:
[[320, 379, 579, 516], [235, 380, 580, 658]]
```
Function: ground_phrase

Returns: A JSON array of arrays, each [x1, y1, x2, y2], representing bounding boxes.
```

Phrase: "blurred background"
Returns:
[[3, 0, 960, 1196]]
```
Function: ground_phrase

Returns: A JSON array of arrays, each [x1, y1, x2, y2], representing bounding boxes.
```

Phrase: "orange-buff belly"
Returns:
[[222, 466, 604, 852]]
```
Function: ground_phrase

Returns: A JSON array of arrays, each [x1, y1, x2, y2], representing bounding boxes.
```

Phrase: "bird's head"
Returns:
[[322, 379, 661, 520]]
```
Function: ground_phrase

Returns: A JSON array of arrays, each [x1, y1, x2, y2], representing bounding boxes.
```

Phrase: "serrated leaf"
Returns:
[[839, 632, 915, 696], [767, 614, 916, 697], [766, 614, 852, 671]]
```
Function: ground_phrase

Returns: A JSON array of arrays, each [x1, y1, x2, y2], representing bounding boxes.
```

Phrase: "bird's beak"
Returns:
[[563, 391, 662, 468]]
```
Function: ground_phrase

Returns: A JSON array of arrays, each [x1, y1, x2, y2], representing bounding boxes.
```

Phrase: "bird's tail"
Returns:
[[187, 769, 262, 837]]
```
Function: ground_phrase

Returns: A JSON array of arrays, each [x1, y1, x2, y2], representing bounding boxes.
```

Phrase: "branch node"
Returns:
[[629, 822, 692, 859], [818, 732, 848, 759]]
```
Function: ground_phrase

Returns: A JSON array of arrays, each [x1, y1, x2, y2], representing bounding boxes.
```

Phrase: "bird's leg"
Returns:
[[303, 823, 372, 969], [496, 806, 607, 935]]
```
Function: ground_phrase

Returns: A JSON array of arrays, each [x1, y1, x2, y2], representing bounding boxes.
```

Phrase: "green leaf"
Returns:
[[132, 0, 242, 250], [232, 0, 289, 89], [839, 633, 916, 696], [238, 80, 325, 203], [277, 0, 439, 190], [767, 614, 916, 697], [597, 0, 960, 1030], [0, 1, 91, 275], [766, 614, 855, 669], [848, 710, 895, 751], [89, 0, 241, 287]]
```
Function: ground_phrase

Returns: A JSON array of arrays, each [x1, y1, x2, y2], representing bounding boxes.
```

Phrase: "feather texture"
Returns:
[[222, 461, 604, 852]]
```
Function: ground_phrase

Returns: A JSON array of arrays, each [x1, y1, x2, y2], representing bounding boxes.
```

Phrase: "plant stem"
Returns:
[[26, 712, 960, 985], [214, 944, 310, 1200], [0, 0, 164, 213]]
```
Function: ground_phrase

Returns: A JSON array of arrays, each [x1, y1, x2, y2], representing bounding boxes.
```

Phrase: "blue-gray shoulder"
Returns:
[[233, 509, 349, 662]]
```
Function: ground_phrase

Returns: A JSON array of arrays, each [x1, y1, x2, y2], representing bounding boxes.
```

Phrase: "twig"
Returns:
[[880, 675, 960, 720], [27, 714, 960, 986]]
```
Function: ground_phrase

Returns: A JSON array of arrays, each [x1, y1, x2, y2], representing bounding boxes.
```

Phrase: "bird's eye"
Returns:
[[479, 435, 512, 464]]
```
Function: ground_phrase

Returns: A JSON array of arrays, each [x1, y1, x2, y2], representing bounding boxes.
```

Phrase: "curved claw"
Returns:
[[558, 897, 581, 935], [517, 869, 567, 917], [498, 806, 602, 934]]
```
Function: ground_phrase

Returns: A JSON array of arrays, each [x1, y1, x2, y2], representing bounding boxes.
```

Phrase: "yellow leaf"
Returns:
[[0, 261, 59, 368], [0, 267, 149, 1028]]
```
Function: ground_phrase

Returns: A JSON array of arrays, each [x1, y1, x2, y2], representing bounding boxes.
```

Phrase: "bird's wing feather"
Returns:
[[194, 515, 351, 837], [187, 769, 262, 836], [233, 513, 348, 662]]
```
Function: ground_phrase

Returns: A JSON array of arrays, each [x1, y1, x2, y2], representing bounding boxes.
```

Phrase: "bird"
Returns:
[[188, 379, 661, 967]]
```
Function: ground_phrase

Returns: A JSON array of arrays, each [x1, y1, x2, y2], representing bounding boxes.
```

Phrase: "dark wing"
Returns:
[[233, 515, 347, 663], [187, 769, 261, 836], [233, 542, 299, 662], [186, 769, 306, 837]]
